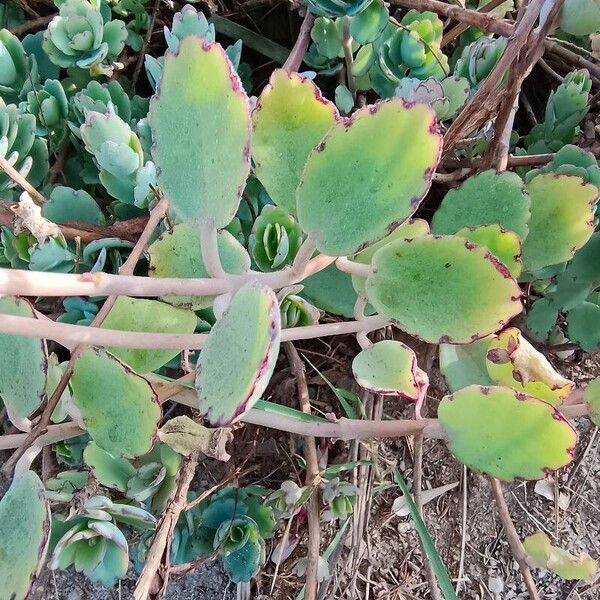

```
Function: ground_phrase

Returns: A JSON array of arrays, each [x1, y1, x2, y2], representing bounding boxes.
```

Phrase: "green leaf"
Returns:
[[43, 186, 105, 226], [567, 302, 600, 351], [83, 442, 136, 492], [524, 532, 597, 580], [365, 235, 522, 343], [252, 69, 339, 213], [583, 377, 600, 427], [523, 175, 598, 272], [455, 224, 522, 278], [432, 170, 530, 239], [0, 296, 48, 427], [438, 385, 576, 480], [150, 37, 251, 227], [101, 296, 197, 372], [0, 471, 50, 600], [196, 284, 281, 425], [526, 298, 558, 340], [296, 100, 442, 256], [485, 327, 573, 406], [148, 224, 250, 310], [349, 0, 388, 44], [391, 468, 459, 600], [352, 340, 422, 399], [351, 218, 429, 293], [300, 262, 359, 318], [71, 348, 161, 458], [439, 337, 494, 392]]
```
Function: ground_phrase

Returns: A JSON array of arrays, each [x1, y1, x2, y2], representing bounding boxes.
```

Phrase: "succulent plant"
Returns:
[[80, 108, 155, 206], [524, 70, 591, 153], [249, 205, 303, 272], [0, 28, 34, 104], [278, 286, 321, 328], [50, 495, 155, 587], [379, 11, 448, 81], [305, 0, 372, 17], [69, 79, 131, 135], [525, 144, 600, 188], [394, 75, 469, 120], [454, 36, 507, 89], [84, 440, 181, 510], [22, 79, 68, 136], [559, 0, 600, 36], [322, 477, 359, 521], [170, 486, 276, 583], [43, 0, 127, 75], [0, 98, 49, 198], [45, 470, 89, 502]]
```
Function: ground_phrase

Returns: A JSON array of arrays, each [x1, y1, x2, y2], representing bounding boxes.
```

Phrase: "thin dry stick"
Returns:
[[0, 153, 47, 205], [131, 0, 161, 90], [283, 10, 315, 72], [455, 465, 468, 596], [545, 39, 600, 79], [134, 452, 200, 600], [0, 202, 149, 242], [390, 0, 514, 37], [441, 0, 510, 47], [9, 14, 54, 35], [490, 478, 541, 600], [1, 196, 169, 476], [443, 0, 548, 153], [284, 342, 321, 600]]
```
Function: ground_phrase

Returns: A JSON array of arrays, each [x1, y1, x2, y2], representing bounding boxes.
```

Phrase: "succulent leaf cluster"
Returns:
[[50, 495, 155, 587], [43, 0, 127, 76]]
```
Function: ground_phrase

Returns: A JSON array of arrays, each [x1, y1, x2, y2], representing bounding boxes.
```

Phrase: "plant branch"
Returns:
[[131, 0, 161, 91], [0, 153, 47, 206], [134, 452, 200, 600], [389, 0, 515, 38], [199, 222, 227, 279], [441, 0, 510, 47], [0, 255, 336, 298], [0, 313, 390, 350], [284, 343, 321, 600], [335, 257, 372, 278], [8, 14, 54, 35], [489, 478, 541, 600], [283, 9, 315, 72], [1, 196, 169, 476]]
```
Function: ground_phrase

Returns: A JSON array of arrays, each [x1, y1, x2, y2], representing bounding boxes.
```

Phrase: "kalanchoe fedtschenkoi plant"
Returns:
[[43, 0, 127, 75], [2, 3, 600, 596], [559, 0, 600, 36], [169, 486, 276, 583], [50, 495, 155, 587]]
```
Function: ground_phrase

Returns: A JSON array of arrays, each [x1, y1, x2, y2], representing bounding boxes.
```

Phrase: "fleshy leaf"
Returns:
[[101, 297, 197, 372], [365, 235, 522, 343], [485, 327, 574, 406], [524, 532, 597, 581], [0, 296, 48, 427], [83, 442, 136, 492], [0, 471, 50, 600], [150, 36, 251, 227], [352, 340, 422, 399], [300, 263, 359, 318], [455, 225, 522, 278], [567, 301, 600, 352], [158, 415, 231, 460], [71, 348, 161, 458], [438, 385, 576, 480], [432, 170, 531, 239], [296, 100, 442, 256], [252, 69, 339, 213], [522, 175, 598, 272], [148, 224, 251, 310], [583, 377, 600, 427], [195, 284, 281, 426], [439, 337, 494, 392], [351, 218, 430, 293]]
